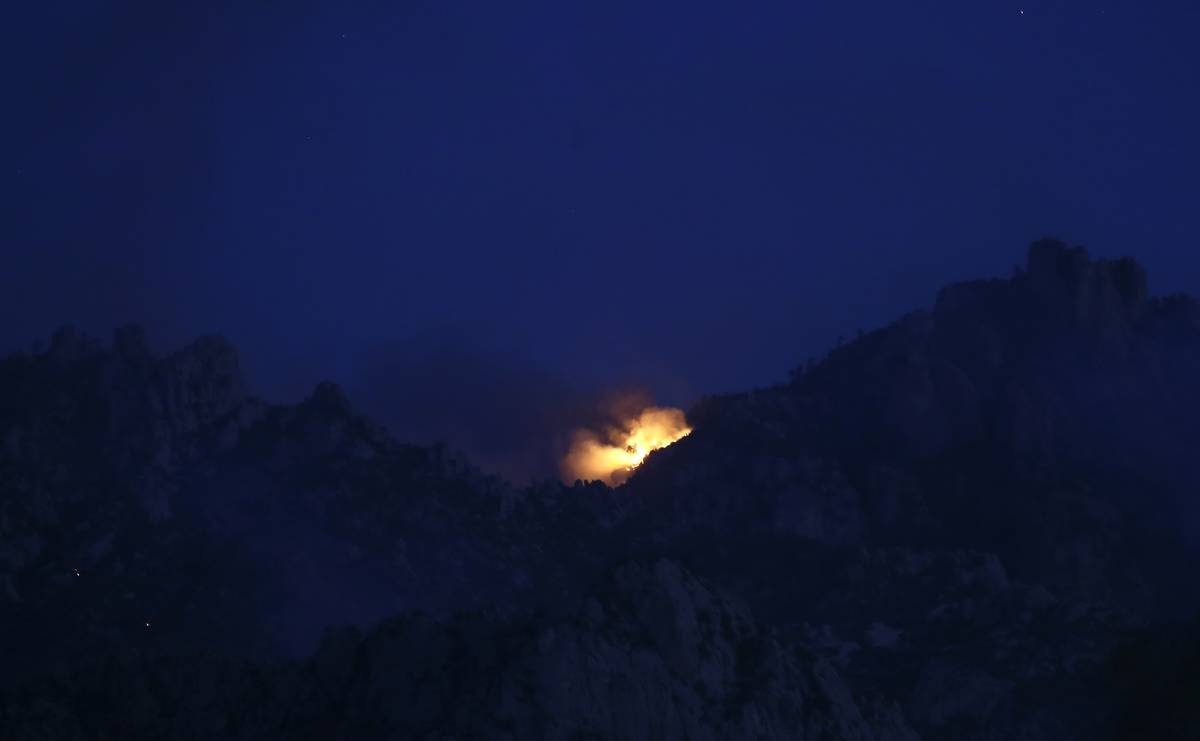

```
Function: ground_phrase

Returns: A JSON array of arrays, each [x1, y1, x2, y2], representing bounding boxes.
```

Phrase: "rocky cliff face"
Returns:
[[611, 240, 1200, 739], [0, 559, 918, 741], [632, 240, 1199, 613], [0, 326, 566, 666], [1, 239, 1197, 740]]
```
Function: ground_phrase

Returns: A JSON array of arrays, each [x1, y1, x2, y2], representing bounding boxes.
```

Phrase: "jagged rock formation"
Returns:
[[0, 560, 918, 741], [0, 326, 567, 666], [1, 239, 1198, 740], [632, 240, 1198, 612], [610, 241, 1200, 738]]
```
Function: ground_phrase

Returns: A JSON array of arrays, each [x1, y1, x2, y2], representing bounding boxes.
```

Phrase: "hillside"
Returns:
[[1, 239, 1197, 740]]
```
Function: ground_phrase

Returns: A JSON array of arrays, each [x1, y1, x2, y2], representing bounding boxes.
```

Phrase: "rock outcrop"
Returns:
[[0, 560, 918, 741]]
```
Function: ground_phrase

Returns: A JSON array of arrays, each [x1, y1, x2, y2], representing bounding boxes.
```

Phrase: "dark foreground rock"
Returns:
[[0, 560, 918, 741]]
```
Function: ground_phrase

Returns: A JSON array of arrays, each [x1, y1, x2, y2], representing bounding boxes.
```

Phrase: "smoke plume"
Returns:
[[561, 404, 692, 485]]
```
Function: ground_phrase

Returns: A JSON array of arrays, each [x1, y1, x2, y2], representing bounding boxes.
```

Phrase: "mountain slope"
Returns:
[[1, 238, 1198, 740], [0, 559, 918, 741], [628, 239, 1199, 614]]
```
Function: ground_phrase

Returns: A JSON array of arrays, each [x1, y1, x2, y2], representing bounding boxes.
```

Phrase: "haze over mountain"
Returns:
[[9, 1, 1200, 410], [2, 239, 1198, 739]]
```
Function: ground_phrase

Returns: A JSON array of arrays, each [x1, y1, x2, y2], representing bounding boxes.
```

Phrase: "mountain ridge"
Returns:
[[2, 238, 1198, 739]]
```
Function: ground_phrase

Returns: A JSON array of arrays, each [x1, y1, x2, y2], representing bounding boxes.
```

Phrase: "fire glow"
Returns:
[[562, 406, 692, 485]]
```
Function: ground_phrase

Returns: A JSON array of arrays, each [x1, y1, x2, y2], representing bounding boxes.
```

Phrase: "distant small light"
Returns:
[[144, 621, 151, 628], [73, 568, 80, 577]]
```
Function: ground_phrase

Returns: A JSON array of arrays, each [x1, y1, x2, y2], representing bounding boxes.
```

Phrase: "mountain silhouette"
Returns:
[[1, 239, 1197, 740]]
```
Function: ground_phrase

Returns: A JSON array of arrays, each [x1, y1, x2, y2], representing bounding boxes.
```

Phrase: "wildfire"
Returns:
[[562, 405, 692, 485]]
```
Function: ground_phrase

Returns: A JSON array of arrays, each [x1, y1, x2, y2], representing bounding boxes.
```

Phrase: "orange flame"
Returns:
[[562, 406, 692, 485]]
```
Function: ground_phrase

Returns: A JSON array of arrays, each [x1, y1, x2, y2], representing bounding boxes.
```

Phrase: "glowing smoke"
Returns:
[[561, 405, 692, 485]]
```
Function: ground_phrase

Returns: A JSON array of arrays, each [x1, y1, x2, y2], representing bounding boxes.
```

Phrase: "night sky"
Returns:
[[6, 1, 1200, 475]]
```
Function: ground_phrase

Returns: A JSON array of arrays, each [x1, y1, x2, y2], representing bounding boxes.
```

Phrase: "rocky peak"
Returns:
[[1026, 238, 1147, 301], [932, 238, 1151, 348], [1023, 237, 1149, 334], [305, 380, 352, 415], [47, 324, 102, 366], [112, 323, 151, 361], [159, 334, 246, 433]]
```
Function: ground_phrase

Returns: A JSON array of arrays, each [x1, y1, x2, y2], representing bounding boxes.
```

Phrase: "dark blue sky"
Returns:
[[6, 1, 1200, 446]]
